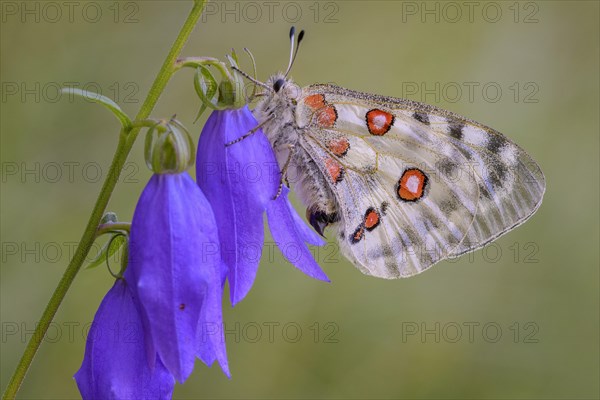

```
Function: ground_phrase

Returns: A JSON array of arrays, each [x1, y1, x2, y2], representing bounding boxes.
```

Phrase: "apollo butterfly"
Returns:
[[233, 28, 545, 278]]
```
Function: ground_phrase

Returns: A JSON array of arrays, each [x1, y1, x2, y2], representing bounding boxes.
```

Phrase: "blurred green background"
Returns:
[[1, 1, 598, 398]]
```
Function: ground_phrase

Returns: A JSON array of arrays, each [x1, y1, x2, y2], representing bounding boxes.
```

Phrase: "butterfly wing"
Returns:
[[295, 84, 545, 278]]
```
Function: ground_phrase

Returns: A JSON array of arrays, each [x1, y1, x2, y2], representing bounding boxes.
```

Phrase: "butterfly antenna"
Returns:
[[284, 27, 305, 77], [231, 65, 270, 90], [284, 26, 296, 76]]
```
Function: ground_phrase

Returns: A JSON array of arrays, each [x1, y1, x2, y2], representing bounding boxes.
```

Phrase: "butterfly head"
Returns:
[[265, 73, 301, 103]]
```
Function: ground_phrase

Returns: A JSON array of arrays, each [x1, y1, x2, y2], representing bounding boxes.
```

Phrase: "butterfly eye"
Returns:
[[273, 78, 285, 93]]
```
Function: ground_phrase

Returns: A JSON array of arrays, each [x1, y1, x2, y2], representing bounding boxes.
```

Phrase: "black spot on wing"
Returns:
[[486, 134, 507, 154], [367, 244, 400, 277], [457, 146, 473, 160], [381, 201, 389, 215], [479, 184, 493, 199], [404, 228, 422, 251], [436, 157, 460, 179], [449, 123, 464, 140], [487, 159, 508, 188], [413, 112, 430, 125], [423, 210, 442, 230], [440, 199, 459, 213]]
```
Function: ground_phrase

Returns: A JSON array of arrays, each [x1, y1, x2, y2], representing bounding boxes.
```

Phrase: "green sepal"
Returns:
[[225, 54, 247, 109], [118, 238, 129, 277], [144, 118, 195, 174], [243, 47, 259, 100], [193, 103, 208, 123], [61, 88, 132, 130], [230, 48, 240, 65], [86, 234, 127, 270], [183, 54, 247, 111], [144, 121, 166, 171], [194, 65, 221, 110]]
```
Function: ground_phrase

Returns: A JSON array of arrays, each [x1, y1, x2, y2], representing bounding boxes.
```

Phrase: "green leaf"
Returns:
[[61, 88, 132, 130], [86, 234, 127, 270]]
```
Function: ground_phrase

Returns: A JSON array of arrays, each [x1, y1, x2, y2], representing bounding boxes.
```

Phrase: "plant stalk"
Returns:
[[2, 1, 206, 398]]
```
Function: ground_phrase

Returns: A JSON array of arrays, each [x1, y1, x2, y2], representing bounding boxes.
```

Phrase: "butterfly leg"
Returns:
[[273, 144, 295, 200], [225, 115, 274, 146]]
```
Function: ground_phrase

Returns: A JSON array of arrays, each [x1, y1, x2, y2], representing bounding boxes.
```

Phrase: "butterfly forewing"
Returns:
[[294, 84, 545, 277]]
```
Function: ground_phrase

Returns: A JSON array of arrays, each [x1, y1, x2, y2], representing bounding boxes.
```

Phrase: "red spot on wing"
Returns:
[[304, 94, 326, 110], [366, 109, 394, 136], [351, 226, 364, 243], [324, 157, 344, 184], [327, 137, 350, 157], [303, 94, 337, 128], [316, 105, 337, 128], [398, 168, 428, 201], [364, 208, 380, 231]]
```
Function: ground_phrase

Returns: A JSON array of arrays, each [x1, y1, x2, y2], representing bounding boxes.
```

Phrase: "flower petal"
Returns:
[[127, 173, 221, 382], [288, 200, 327, 246], [197, 262, 230, 378], [74, 279, 175, 399], [197, 107, 279, 305], [267, 186, 330, 282]]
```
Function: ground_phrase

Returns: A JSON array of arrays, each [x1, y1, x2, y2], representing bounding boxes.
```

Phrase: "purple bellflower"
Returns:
[[197, 106, 328, 306], [76, 117, 230, 398], [125, 172, 229, 383], [74, 278, 175, 399]]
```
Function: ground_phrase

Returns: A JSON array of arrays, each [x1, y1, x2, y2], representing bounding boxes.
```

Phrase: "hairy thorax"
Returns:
[[254, 75, 340, 220]]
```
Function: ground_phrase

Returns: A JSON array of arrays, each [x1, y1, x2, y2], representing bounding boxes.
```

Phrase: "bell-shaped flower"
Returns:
[[126, 172, 229, 382], [74, 278, 175, 399], [197, 106, 328, 306], [124, 119, 228, 382]]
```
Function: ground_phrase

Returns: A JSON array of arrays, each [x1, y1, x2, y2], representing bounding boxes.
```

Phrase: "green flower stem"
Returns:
[[2, 1, 206, 398], [96, 222, 132, 236]]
